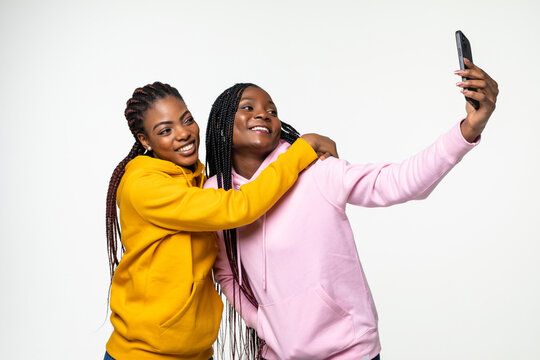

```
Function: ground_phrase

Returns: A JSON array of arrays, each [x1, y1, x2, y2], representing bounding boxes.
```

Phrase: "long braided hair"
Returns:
[[206, 83, 300, 359], [105, 81, 184, 281]]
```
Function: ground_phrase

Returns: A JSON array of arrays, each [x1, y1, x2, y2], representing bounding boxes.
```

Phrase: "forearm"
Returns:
[[219, 277, 258, 328], [133, 138, 317, 232], [214, 244, 258, 328], [344, 121, 478, 207]]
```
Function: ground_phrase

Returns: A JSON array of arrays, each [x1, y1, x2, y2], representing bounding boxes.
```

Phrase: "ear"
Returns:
[[137, 133, 151, 151]]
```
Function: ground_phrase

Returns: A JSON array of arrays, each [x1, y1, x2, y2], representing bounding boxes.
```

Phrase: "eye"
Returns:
[[240, 105, 253, 111], [268, 109, 278, 116], [184, 117, 195, 125], [158, 128, 171, 136]]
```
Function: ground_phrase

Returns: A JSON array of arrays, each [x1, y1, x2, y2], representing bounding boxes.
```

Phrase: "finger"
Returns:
[[460, 60, 499, 105], [456, 59, 487, 80], [461, 89, 495, 110], [465, 59, 498, 92], [320, 141, 338, 158], [463, 58, 478, 69], [456, 79, 487, 90], [455, 68, 486, 81], [463, 58, 488, 75], [318, 152, 331, 161], [457, 79, 497, 103], [487, 76, 499, 97], [455, 70, 497, 103], [492, 79, 499, 97], [461, 88, 485, 101]]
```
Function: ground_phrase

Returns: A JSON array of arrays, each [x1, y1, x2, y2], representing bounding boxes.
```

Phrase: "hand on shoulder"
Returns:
[[300, 133, 339, 160]]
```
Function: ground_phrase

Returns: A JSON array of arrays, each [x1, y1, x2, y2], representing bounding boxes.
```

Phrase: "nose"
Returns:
[[174, 125, 191, 141], [254, 107, 270, 121]]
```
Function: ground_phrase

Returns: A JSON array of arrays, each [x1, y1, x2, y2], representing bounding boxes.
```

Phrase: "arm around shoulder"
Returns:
[[130, 138, 317, 232]]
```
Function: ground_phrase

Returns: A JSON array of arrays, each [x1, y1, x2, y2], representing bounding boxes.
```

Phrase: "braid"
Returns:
[[105, 141, 144, 279], [206, 83, 300, 359], [280, 120, 301, 144], [105, 81, 184, 281]]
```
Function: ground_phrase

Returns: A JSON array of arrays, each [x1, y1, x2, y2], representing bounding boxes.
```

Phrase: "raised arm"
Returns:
[[313, 122, 477, 208], [340, 122, 479, 207], [316, 61, 498, 208]]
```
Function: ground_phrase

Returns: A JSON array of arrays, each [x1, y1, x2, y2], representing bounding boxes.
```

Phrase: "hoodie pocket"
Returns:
[[157, 279, 223, 355], [257, 285, 355, 360], [159, 281, 199, 329]]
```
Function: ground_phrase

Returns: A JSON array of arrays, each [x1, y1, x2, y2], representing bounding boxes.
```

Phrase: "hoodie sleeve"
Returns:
[[212, 232, 258, 329], [123, 138, 317, 232], [315, 121, 479, 208]]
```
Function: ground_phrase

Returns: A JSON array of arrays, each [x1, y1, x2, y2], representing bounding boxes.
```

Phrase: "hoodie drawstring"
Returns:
[[262, 213, 267, 290], [177, 164, 206, 189], [238, 240, 243, 286], [178, 167, 191, 187]]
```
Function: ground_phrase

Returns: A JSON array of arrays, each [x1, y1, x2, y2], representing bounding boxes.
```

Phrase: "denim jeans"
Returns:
[[104, 352, 213, 360]]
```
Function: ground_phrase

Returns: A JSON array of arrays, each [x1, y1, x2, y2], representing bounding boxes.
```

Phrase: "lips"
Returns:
[[249, 126, 271, 134], [175, 141, 196, 153]]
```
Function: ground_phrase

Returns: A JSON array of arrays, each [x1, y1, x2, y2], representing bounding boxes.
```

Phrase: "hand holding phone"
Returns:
[[456, 30, 480, 109]]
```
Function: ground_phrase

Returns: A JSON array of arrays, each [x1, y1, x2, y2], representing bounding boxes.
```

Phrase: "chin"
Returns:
[[254, 139, 279, 151], [181, 157, 199, 168]]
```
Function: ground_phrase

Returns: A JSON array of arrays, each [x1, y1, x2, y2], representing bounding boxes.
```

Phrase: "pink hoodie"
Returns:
[[205, 122, 478, 360]]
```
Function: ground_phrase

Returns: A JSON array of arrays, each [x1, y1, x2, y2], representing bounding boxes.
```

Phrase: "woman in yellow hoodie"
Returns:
[[104, 82, 335, 360]]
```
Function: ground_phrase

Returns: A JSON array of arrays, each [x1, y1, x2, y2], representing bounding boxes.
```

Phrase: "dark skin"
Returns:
[[231, 87, 337, 179], [456, 58, 499, 142], [233, 61, 498, 178], [231, 87, 284, 179], [137, 96, 200, 171], [137, 95, 337, 175]]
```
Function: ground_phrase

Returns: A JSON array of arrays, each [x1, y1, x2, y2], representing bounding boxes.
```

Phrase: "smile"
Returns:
[[175, 142, 195, 153], [249, 126, 271, 134]]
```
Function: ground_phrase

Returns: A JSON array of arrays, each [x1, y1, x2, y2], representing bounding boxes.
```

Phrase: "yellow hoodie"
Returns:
[[106, 138, 317, 360]]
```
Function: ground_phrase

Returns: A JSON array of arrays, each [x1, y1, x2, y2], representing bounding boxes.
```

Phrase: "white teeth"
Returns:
[[178, 143, 194, 152], [250, 126, 270, 133]]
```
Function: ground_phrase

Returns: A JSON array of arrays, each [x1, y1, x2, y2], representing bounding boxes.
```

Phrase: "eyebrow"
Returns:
[[152, 110, 191, 131], [240, 97, 275, 105]]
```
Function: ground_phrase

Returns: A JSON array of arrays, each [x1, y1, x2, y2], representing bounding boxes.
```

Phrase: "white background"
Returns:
[[1, 0, 539, 359]]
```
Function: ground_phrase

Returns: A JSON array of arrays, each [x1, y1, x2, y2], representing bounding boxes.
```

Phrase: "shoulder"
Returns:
[[120, 157, 175, 199], [310, 155, 349, 175], [124, 159, 168, 185], [301, 156, 349, 191], [203, 175, 219, 189]]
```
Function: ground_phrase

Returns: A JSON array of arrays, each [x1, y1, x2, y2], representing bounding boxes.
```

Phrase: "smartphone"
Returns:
[[455, 30, 480, 109]]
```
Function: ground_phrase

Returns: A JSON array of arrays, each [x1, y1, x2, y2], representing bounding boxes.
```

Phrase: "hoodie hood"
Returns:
[[124, 155, 206, 188], [231, 140, 289, 187]]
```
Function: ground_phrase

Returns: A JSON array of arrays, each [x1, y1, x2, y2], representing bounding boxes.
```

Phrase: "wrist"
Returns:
[[300, 133, 318, 151], [460, 117, 484, 143]]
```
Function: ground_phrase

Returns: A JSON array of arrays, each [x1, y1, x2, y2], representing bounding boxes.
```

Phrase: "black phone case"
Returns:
[[456, 30, 480, 109]]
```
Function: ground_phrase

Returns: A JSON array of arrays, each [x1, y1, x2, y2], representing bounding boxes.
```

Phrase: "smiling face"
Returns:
[[232, 86, 282, 160], [137, 95, 200, 169]]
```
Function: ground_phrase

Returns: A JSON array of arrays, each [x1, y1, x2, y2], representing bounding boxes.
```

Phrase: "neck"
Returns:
[[232, 149, 268, 179]]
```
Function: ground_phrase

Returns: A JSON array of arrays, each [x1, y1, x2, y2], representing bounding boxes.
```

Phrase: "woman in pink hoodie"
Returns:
[[204, 59, 498, 360]]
